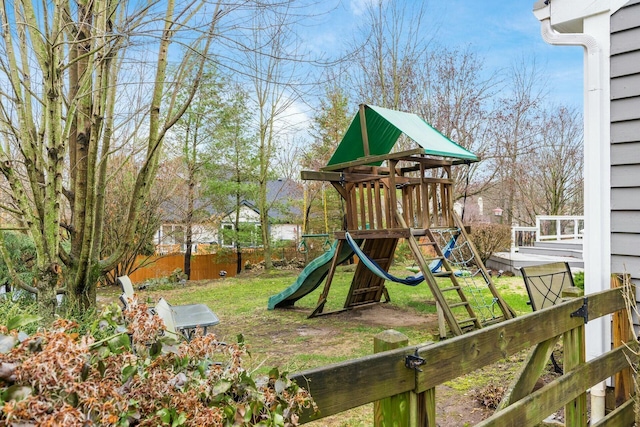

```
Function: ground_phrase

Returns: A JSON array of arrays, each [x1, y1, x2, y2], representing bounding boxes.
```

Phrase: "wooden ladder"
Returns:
[[396, 213, 482, 338]]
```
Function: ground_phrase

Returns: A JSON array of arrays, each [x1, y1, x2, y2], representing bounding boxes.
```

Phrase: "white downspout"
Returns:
[[538, 17, 610, 424]]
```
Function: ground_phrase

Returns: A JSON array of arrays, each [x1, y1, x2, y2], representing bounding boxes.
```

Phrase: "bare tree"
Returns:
[[417, 47, 502, 202], [241, 2, 310, 270], [0, 0, 222, 313], [517, 105, 583, 223], [350, 0, 432, 114], [486, 58, 547, 225]]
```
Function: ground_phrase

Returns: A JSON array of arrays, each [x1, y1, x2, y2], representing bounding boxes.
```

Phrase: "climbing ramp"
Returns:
[[343, 237, 397, 309]]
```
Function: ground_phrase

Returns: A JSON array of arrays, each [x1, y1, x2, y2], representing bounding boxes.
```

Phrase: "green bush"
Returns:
[[394, 241, 413, 265], [573, 271, 584, 290], [0, 293, 39, 335], [0, 232, 37, 291], [0, 300, 316, 426]]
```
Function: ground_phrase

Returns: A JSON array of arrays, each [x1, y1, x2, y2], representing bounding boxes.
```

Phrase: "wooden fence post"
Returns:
[[612, 273, 634, 407], [374, 330, 413, 426], [562, 286, 587, 427]]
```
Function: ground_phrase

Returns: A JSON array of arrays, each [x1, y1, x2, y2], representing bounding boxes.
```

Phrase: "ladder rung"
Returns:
[[440, 286, 461, 292], [449, 302, 470, 309], [433, 271, 453, 277], [418, 241, 437, 246], [457, 317, 478, 325]]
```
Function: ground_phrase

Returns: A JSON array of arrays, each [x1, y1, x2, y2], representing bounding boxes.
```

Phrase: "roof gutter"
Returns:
[[539, 18, 600, 83]]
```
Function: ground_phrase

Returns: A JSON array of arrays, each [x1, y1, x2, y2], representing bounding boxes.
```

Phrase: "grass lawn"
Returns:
[[101, 265, 542, 426]]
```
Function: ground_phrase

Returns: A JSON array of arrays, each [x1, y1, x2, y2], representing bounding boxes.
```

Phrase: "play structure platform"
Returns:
[[268, 104, 515, 338]]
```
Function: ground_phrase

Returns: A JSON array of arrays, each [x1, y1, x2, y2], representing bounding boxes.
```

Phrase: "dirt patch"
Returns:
[[437, 385, 493, 426], [333, 304, 437, 328]]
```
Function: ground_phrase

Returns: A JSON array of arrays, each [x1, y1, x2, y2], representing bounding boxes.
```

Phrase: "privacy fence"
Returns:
[[128, 247, 307, 282]]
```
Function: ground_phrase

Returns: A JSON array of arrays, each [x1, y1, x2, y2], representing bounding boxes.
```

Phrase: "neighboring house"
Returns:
[[532, 0, 637, 419], [218, 178, 303, 248], [155, 178, 303, 252], [155, 223, 217, 255]]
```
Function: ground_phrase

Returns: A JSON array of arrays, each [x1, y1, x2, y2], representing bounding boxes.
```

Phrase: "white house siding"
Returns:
[[271, 224, 301, 242], [610, 1, 640, 288]]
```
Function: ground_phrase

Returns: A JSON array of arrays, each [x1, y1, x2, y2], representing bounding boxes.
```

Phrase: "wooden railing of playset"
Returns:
[[291, 277, 636, 426], [344, 177, 454, 232]]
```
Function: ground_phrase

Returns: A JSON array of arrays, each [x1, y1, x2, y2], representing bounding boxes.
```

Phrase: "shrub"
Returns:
[[573, 271, 584, 290], [0, 293, 39, 335], [469, 223, 512, 263], [394, 241, 413, 265], [0, 232, 37, 292], [0, 300, 315, 426]]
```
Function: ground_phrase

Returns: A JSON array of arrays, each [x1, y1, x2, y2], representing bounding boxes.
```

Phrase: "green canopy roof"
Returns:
[[327, 105, 478, 166]]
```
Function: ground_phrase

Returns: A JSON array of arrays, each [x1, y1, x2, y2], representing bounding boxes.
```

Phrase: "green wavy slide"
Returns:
[[267, 240, 356, 310]]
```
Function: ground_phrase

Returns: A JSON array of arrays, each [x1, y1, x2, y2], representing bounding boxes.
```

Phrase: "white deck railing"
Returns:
[[511, 215, 584, 251], [536, 215, 584, 241]]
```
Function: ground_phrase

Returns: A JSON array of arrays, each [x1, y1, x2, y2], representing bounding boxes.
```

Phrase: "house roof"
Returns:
[[160, 178, 302, 225], [221, 178, 302, 222], [327, 104, 478, 166]]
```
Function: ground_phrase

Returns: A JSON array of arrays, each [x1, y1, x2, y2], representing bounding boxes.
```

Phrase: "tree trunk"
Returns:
[[37, 263, 63, 320], [260, 208, 272, 270], [184, 231, 193, 279], [236, 245, 242, 274], [184, 181, 195, 279]]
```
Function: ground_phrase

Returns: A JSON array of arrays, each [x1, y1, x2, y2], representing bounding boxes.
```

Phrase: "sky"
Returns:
[[434, 0, 584, 106], [244, 0, 588, 142], [307, 0, 585, 108]]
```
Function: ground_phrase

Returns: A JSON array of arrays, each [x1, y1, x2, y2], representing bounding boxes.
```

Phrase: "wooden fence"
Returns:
[[128, 247, 303, 282], [291, 280, 637, 426]]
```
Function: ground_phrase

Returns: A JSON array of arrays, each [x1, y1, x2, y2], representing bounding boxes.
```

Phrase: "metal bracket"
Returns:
[[570, 297, 589, 324], [405, 349, 425, 372]]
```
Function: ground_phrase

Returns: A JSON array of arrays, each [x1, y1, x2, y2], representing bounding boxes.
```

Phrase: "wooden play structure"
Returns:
[[270, 104, 514, 337]]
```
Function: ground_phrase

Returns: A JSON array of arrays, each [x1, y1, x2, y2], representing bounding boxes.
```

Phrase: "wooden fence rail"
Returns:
[[291, 287, 637, 426]]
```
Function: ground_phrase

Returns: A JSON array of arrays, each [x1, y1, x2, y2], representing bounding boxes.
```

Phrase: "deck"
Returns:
[[487, 240, 584, 275]]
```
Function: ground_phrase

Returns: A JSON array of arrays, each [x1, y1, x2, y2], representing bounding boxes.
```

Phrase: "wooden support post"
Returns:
[[359, 104, 370, 157], [563, 286, 586, 427], [374, 181, 384, 229], [374, 330, 411, 426], [374, 330, 431, 427], [612, 273, 634, 407], [389, 160, 397, 228], [496, 336, 560, 411], [419, 163, 429, 229], [309, 240, 344, 318]]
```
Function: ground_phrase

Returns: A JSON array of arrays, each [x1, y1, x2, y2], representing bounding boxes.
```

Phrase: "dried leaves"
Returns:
[[0, 301, 315, 426]]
